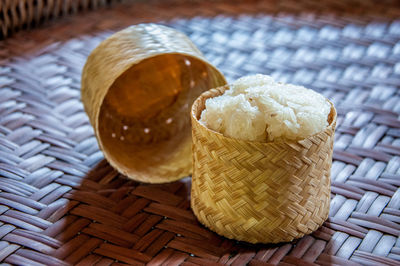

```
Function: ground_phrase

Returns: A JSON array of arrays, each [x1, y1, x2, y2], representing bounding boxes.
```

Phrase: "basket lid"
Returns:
[[81, 24, 227, 183]]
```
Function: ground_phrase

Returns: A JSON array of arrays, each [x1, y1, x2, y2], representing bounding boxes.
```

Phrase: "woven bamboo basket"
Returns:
[[191, 85, 337, 244], [81, 23, 226, 183], [0, 0, 122, 38]]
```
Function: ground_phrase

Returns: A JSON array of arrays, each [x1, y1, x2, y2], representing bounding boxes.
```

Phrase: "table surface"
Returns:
[[0, 0, 399, 265]]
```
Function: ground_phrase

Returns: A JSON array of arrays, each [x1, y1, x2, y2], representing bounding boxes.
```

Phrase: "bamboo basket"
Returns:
[[0, 0, 122, 38], [191, 85, 337, 244], [81, 23, 226, 183]]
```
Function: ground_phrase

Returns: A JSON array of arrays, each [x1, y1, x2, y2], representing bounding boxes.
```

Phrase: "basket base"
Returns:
[[191, 190, 330, 244]]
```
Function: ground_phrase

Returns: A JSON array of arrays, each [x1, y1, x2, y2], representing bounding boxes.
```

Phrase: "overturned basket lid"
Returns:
[[81, 24, 227, 183]]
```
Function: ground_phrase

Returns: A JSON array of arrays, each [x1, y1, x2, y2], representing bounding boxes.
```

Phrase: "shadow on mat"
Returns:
[[53, 158, 337, 265]]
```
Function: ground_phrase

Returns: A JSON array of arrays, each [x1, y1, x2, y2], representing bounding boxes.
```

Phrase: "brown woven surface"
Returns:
[[0, 0, 400, 265]]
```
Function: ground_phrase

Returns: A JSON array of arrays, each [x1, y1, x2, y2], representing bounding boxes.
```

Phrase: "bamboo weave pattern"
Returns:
[[0, 0, 399, 265], [191, 86, 336, 244], [0, 0, 122, 38]]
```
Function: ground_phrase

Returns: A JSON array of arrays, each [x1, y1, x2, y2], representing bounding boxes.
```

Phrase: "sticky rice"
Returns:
[[199, 74, 331, 142]]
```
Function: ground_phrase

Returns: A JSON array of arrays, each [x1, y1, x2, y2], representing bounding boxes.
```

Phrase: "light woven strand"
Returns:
[[191, 85, 337, 244]]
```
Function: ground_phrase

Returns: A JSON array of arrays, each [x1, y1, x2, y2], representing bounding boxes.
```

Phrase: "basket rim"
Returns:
[[191, 84, 337, 146]]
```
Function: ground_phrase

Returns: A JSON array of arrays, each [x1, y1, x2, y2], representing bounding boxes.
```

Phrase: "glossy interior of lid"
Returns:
[[98, 53, 225, 181]]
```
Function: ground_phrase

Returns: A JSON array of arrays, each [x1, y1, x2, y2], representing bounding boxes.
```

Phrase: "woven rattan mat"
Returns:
[[0, 0, 400, 265]]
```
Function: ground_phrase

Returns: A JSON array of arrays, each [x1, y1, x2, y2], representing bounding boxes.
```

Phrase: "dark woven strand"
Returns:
[[0, 0, 399, 265]]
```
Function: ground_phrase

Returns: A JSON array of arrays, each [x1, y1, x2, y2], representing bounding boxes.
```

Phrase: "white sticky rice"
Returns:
[[199, 74, 331, 142]]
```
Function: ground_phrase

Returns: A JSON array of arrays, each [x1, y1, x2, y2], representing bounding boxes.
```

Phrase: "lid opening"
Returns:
[[97, 53, 225, 182]]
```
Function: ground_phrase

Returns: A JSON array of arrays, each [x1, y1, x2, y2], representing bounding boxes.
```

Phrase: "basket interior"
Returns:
[[98, 54, 225, 178]]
